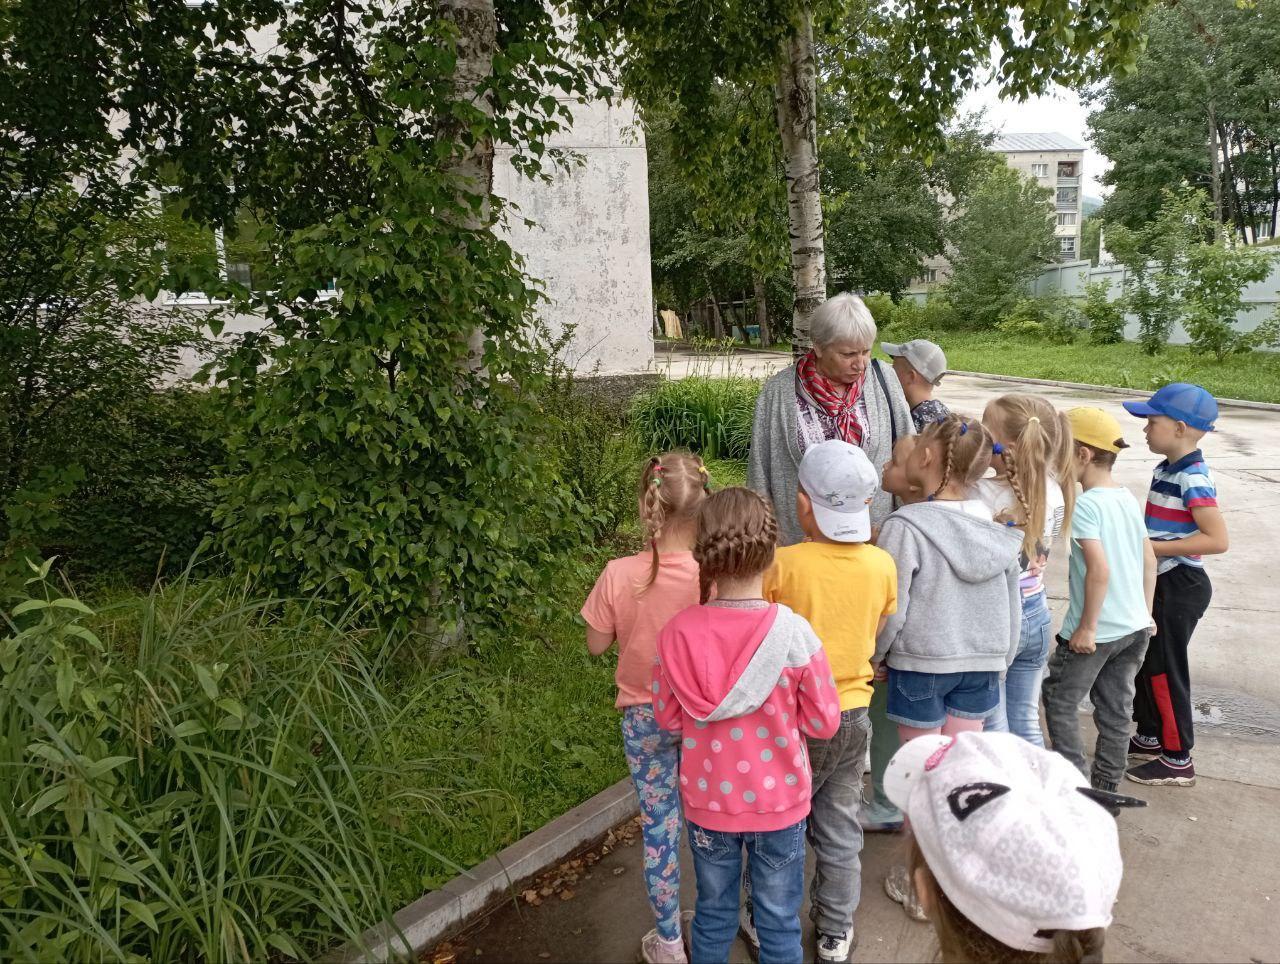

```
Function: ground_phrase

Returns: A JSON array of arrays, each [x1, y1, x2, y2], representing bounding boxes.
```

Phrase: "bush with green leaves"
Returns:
[[629, 377, 762, 461], [1082, 280, 1127, 344], [1180, 243, 1276, 360], [996, 296, 1083, 345], [0, 563, 456, 961], [40, 388, 225, 584]]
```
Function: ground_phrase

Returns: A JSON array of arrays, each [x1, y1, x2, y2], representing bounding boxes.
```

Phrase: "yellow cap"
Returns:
[[1067, 407, 1129, 454]]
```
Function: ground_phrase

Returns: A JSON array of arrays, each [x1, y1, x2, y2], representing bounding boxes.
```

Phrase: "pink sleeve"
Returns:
[[797, 647, 840, 740], [652, 657, 683, 734], [579, 564, 615, 634]]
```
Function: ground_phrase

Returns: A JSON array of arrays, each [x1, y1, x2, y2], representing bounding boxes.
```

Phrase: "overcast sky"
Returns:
[[960, 80, 1110, 199]]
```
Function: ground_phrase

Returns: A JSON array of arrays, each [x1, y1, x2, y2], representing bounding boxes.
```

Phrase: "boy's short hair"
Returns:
[[1078, 442, 1117, 469]]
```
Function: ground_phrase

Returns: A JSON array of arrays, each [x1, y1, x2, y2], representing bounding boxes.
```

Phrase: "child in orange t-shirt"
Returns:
[[581, 452, 709, 964]]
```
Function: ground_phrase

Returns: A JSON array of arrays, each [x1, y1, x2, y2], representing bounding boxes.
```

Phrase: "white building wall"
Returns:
[[495, 97, 653, 376]]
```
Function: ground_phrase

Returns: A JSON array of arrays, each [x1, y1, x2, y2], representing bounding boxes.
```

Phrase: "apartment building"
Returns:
[[906, 131, 1085, 298], [996, 132, 1085, 261]]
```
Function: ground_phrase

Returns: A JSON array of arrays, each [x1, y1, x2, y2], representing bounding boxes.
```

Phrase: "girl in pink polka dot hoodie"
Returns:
[[652, 487, 840, 963]]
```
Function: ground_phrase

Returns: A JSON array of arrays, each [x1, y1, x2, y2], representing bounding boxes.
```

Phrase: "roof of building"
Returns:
[[993, 132, 1086, 152]]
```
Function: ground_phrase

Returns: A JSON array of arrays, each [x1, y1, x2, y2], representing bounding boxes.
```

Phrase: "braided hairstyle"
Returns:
[[986, 395, 1077, 559], [693, 488, 778, 604], [638, 451, 710, 592], [917, 414, 993, 501]]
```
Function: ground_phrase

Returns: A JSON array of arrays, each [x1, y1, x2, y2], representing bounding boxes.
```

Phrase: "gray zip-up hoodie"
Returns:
[[873, 503, 1023, 673]]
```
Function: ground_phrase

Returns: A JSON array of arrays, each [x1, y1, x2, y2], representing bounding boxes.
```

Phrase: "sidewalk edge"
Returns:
[[947, 370, 1280, 413], [334, 778, 640, 963]]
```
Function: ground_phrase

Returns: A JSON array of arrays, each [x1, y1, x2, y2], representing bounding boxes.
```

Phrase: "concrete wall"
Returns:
[[495, 97, 653, 376]]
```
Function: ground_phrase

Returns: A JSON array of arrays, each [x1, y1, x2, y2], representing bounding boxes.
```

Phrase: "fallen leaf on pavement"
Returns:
[[612, 867, 626, 876], [559, 889, 575, 901]]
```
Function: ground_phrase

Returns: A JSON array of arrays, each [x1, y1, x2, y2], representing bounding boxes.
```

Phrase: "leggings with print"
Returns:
[[622, 704, 683, 941]]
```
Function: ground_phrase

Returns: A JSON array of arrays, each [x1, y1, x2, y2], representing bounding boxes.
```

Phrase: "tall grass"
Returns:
[[0, 561, 455, 962], [629, 377, 761, 460]]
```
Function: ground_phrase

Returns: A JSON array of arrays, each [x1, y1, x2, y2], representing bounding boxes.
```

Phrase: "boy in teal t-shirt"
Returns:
[[1043, 408, 1156, 795]]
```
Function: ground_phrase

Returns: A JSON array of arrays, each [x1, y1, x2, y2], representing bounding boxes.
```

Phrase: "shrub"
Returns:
[[1083, 280, 1126, 344], [0, 564, 454, 961], [996, 296, 1083, 345], [46, 388, 225, 584], [871, 296, 958, 337], [629, 377, 762, 461]]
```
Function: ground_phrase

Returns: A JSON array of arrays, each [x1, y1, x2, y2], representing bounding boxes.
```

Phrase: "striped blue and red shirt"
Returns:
[[1144, 449, 1218, 574]]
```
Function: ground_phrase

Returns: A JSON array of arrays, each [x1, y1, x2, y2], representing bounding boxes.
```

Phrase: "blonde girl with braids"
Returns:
[[581, 452, 709, 964], [973, 394, 1077, 747], [873, 413, 1023, 741], [653, 487, 839, 964]]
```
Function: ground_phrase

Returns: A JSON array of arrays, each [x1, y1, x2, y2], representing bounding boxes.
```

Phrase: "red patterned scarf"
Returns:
[[795, 350, 864, 445]]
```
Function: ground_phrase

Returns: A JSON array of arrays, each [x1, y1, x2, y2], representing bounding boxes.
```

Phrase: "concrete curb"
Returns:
[[946, 370, 1280, 413], [335, 778, 639, 962]]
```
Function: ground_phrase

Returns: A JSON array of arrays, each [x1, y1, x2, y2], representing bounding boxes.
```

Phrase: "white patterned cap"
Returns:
[[885, 732, 1125, 953]]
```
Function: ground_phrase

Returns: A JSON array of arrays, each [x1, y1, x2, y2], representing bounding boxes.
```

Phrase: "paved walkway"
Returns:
[[450, 360, 1280, 963]]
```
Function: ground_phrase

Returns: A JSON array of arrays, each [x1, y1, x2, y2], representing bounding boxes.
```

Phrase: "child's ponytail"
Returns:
[[694, 487, 777, 604], [638, 452, 710, 592], [1053, 408, 1077, 538], [989, 394, 1060, 559]]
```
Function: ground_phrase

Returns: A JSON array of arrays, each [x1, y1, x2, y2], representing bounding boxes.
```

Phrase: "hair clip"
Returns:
[[697, 465, 708, 476], [1005, 520, 1017, 527], [1028, 416, 1040, 425], [992, 442, 1005, 455], [959, 422, 969, 436], [650, 476, 663, 487]]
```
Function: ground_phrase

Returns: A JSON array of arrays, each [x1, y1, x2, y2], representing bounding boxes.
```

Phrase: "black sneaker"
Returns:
[[1126, 756, 1195, 787], [1127, 736, 1162, 761]]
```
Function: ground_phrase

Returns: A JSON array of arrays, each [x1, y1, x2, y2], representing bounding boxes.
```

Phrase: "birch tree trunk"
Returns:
[[441, 0, 497, 367], [775, 6, 826, 356]]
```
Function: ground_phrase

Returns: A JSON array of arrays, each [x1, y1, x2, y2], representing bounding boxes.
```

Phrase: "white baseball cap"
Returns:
[[881, 339, 947, 384], [797, 440, 878, 543], [885, 732, 1139, 953]]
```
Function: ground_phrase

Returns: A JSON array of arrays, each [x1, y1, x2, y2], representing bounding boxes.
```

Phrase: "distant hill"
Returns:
[[1083, 195, 1103, 217]]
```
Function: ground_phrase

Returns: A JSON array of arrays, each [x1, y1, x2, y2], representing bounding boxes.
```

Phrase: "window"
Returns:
[[1056, 187, 1079, 208], [1057, 212, 1077, 226], [159, 186, 273, 294], [1057, 161, 1079, 178], [922, 268, 938, 283], [1059, 237, 1077, 255], [1031, 163, 1049, 177]]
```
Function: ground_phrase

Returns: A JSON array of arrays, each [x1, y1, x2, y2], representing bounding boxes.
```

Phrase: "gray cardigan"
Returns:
[[747, 360, 914, 546]]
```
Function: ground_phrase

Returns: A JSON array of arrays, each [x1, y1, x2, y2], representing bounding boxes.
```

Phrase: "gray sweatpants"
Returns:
[[804, 707, 871, 936], [1042, 628, 1151, 791]]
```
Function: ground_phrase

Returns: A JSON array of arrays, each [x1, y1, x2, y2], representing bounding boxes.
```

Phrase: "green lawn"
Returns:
[[936, 332, 1280, 403]]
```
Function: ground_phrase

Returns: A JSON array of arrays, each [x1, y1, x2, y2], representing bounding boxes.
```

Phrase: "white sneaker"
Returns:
[[816, 930, 855, 962], [738, 900, 760, 957]]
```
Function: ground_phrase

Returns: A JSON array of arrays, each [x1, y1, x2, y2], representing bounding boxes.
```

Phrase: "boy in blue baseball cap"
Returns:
[[1120, 383, 1229, 788]]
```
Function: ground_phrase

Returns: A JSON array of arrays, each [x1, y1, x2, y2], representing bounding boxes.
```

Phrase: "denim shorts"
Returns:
[[886, 668, 1001, 729]]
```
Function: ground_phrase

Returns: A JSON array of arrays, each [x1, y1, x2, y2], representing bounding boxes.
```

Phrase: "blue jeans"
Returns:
[[688, 819, 805, 963], [986, 591, 1053, 745]]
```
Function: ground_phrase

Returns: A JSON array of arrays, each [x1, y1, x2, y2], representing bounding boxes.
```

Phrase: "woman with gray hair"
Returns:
[[747, 292, 913, 545]]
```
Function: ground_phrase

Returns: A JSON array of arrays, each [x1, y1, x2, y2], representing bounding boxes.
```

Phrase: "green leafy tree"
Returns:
[[0, 8, 205, 574], [943, 164, 1055, 330], [1182, 239, 1276, 359], [1106, 187, 1213, 353], [575, 0, 1151, 349], [1082, 280, 1126, 344], [1089, 0, 1280, 239], [1081, 215, 1103, 266]]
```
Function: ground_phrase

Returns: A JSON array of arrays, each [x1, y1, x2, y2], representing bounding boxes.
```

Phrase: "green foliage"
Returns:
[[996, 296, 1083, 345], [0, 564, 452, 961], [943, 164, 1057, 330], [1081, 216, 1103, 266], [629, 378, 762, 461], [869, 296, 959, 336], [85, 2, 606, 635], [1083, 281, 1127, 345], [1181, 242, 1275, 360], [38, 389, 224, 584], [1090, 0, 1280, 239], [1108, 187, 1275, 357], [1106, 187, 1213, 354]]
